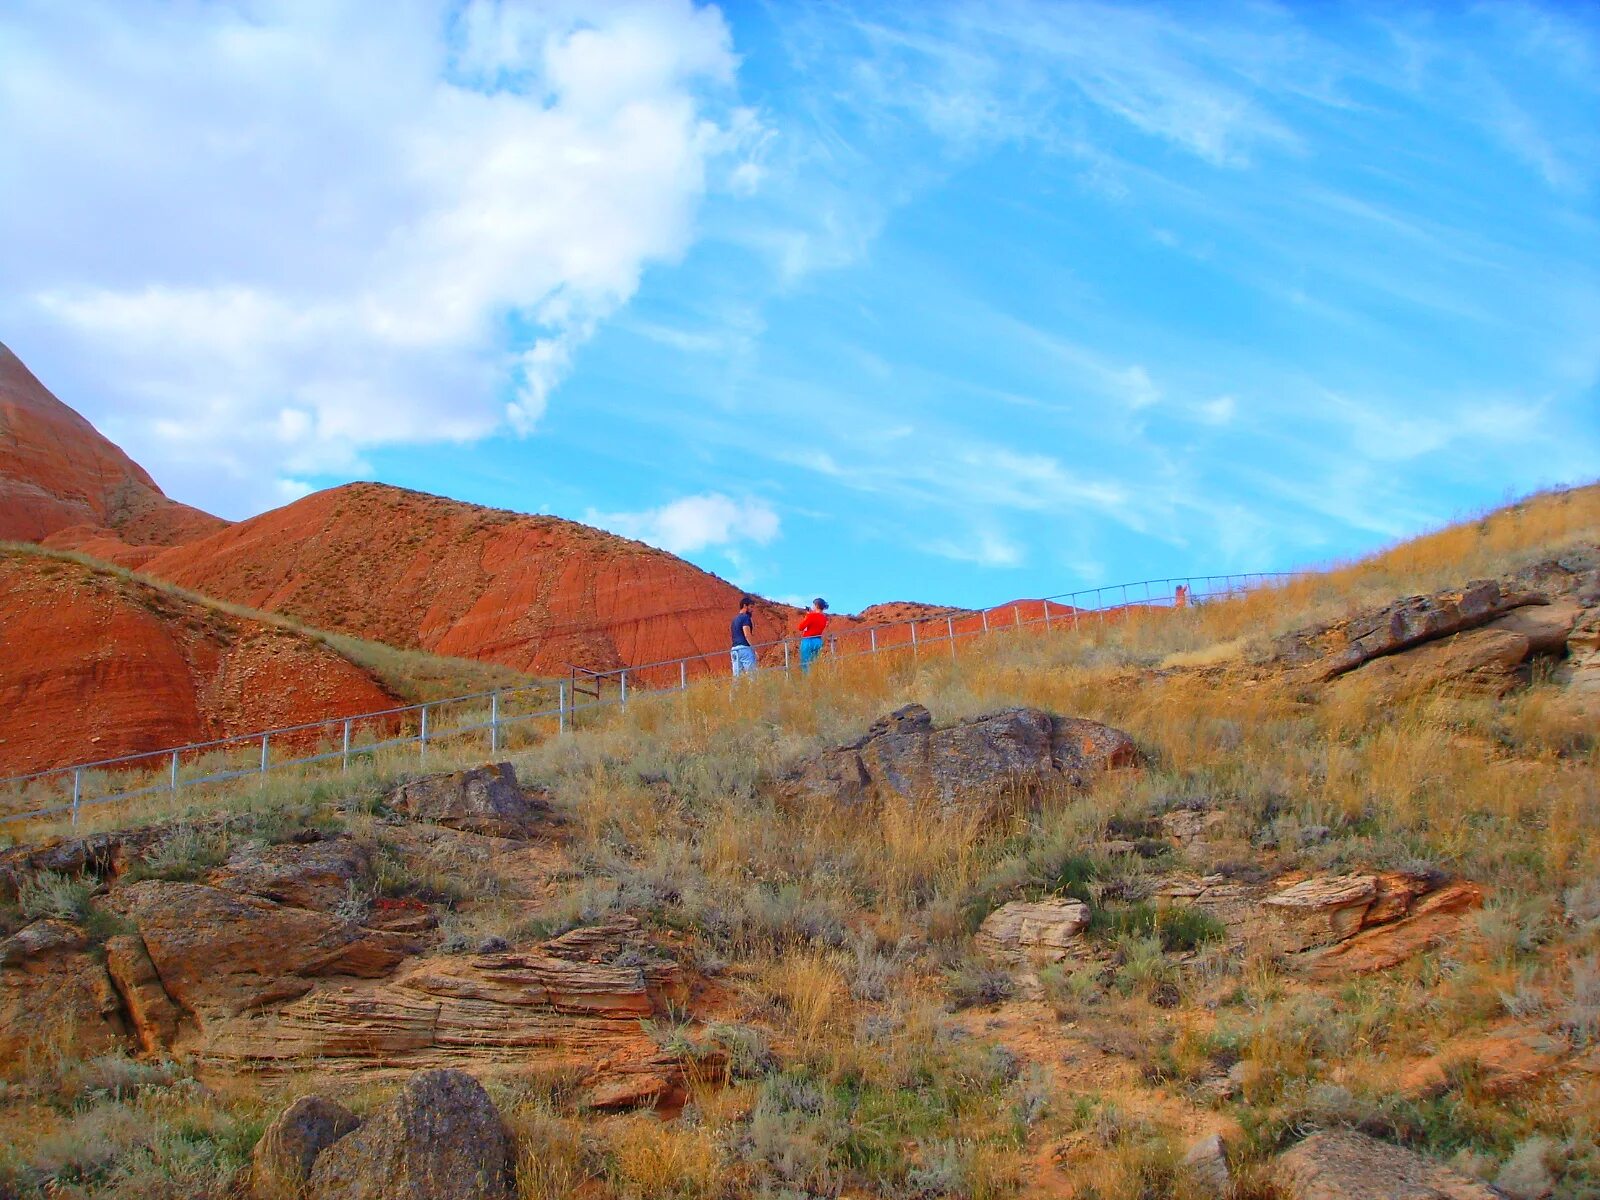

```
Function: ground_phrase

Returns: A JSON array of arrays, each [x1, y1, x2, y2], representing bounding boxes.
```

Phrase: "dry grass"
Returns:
[[3, 484, 1598, 1197]]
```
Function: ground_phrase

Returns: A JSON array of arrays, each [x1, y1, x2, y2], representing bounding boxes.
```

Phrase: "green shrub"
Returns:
[[1090, 901, 1226, 952]]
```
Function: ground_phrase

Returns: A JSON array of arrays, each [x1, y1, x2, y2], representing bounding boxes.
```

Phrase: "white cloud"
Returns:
[[927, 529, 1024, 568], [1197, 395, 1237, 425], [0, 0, 754, 515], [588, 493, 781, 556]]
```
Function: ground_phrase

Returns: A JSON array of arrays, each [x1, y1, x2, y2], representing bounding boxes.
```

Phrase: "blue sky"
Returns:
[[2, 1, 1597, 611]]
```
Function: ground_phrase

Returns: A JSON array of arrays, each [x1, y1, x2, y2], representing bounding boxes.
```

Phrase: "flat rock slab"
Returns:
[[1279, 1131, 1502, 1200]]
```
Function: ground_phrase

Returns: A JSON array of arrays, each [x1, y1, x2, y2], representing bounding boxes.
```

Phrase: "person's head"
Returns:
[[739, 596, 756, 612], [811, 597, 828, 612]]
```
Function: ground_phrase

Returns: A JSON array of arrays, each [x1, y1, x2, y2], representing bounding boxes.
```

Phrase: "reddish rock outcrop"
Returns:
[[0, 919, 128, 1062], [0, 342, 223, 548], [0, 551, 401, 778]]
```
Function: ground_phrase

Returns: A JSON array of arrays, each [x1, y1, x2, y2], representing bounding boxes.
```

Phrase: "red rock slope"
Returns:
[[0, 342, 225, 553], [137, 483, 800, 678], [0, 551, 399, 776]]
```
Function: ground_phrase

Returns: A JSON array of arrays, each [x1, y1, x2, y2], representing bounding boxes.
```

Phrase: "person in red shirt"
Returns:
[[796, 598, 829, 673]]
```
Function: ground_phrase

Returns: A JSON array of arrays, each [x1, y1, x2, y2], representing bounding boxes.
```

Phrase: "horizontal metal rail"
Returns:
[[0, 571, 1297, 827]]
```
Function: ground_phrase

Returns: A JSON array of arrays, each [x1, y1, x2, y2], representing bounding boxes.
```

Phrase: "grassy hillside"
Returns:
[[1, 484, 1596, 1199]]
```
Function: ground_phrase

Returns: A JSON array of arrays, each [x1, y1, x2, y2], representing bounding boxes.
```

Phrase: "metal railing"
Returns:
[[0, 571, 1296, 828]]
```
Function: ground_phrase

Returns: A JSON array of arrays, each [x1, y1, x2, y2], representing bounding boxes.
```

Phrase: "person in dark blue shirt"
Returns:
[[730, 596, 758, 676]]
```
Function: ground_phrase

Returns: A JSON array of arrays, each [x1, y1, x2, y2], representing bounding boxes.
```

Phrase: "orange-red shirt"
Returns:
[[797, 611, 828, 637]]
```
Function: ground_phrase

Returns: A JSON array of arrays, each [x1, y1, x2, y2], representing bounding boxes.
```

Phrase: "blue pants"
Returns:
[[799, 635, 824, 672], [731, 645, 757, 676]]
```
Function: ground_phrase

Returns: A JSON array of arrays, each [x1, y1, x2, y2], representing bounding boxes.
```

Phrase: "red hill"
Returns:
[[0, 342, 225, 552], [136, 482, 801, 678], [0, 550, 400, 776]]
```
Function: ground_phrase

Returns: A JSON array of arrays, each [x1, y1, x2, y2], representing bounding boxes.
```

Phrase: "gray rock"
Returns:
[[387, 763, 550, 839], [1279, 1130, 1504, 1199], [211, 835, 371, 912], [1182, 1132, 1231, 1197], [785, 704, 1136, 810], [308, 1069, 511, 1200], [252, 1095, 360, 1199]]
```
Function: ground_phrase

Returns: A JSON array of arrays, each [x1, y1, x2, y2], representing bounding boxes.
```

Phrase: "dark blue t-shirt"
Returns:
[[731, 611, 753, 648]]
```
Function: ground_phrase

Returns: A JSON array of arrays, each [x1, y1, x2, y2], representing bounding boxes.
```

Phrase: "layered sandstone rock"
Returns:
[[112, 879, 416, 1024], [977, 898, 1092, 962], [0, 552, 400, 777], [0, 919, 127, 1061], [785, 704, 1137, 809], [1152, 870, 1482, 975]]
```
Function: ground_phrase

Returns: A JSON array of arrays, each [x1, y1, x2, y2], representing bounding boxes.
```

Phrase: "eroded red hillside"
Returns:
[[0, 343, 225, 550], [138, 483, 803, 678], [0, 552, 399, 776]]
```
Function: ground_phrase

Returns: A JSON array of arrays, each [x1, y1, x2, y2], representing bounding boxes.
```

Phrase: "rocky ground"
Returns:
[[1, 502, 1598, 1197]]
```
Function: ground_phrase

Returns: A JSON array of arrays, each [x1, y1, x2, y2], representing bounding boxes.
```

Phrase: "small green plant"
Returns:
[[130, 824, 231, 882], [1090, 901, 1226, 952]]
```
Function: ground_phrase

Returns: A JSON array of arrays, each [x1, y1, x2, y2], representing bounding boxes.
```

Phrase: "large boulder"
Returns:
[[785, 704, 1136, 809], [307, 1069, 512, 1200], [976, 898, 1091, 962], [252, 1095, 360, 1200], [210, 835, 372, 912], [387, 763, 551, 839], [1278, 1130, 1502, 1199], [0, 919, 128, 1060]]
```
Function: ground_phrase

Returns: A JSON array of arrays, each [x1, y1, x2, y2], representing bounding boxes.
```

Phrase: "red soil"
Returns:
[[137, 483, 804, 679], [0, 552, 399, 776], [0, 342, 225, 549]]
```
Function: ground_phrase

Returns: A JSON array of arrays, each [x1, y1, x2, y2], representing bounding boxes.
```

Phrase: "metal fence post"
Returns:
[[260, 733, 269, 775], [342, 719, 351, 771], [419, 705, 428, 763], [784, 641, 791, 671], [869, 627, 877, 654], [947, 615, 956, 658], [1013, 604, 1021, 628], [1043, 599, 1052, 629], [911, 623, 918, 656], [71, 767, 82, 827], [559, 681, 568, 733], [680, 661, 687, 691], [170, 749, 179, 793], [981, 610, 989, 635], [620, 671, 628, 710], [490, 691, 501, 754]]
